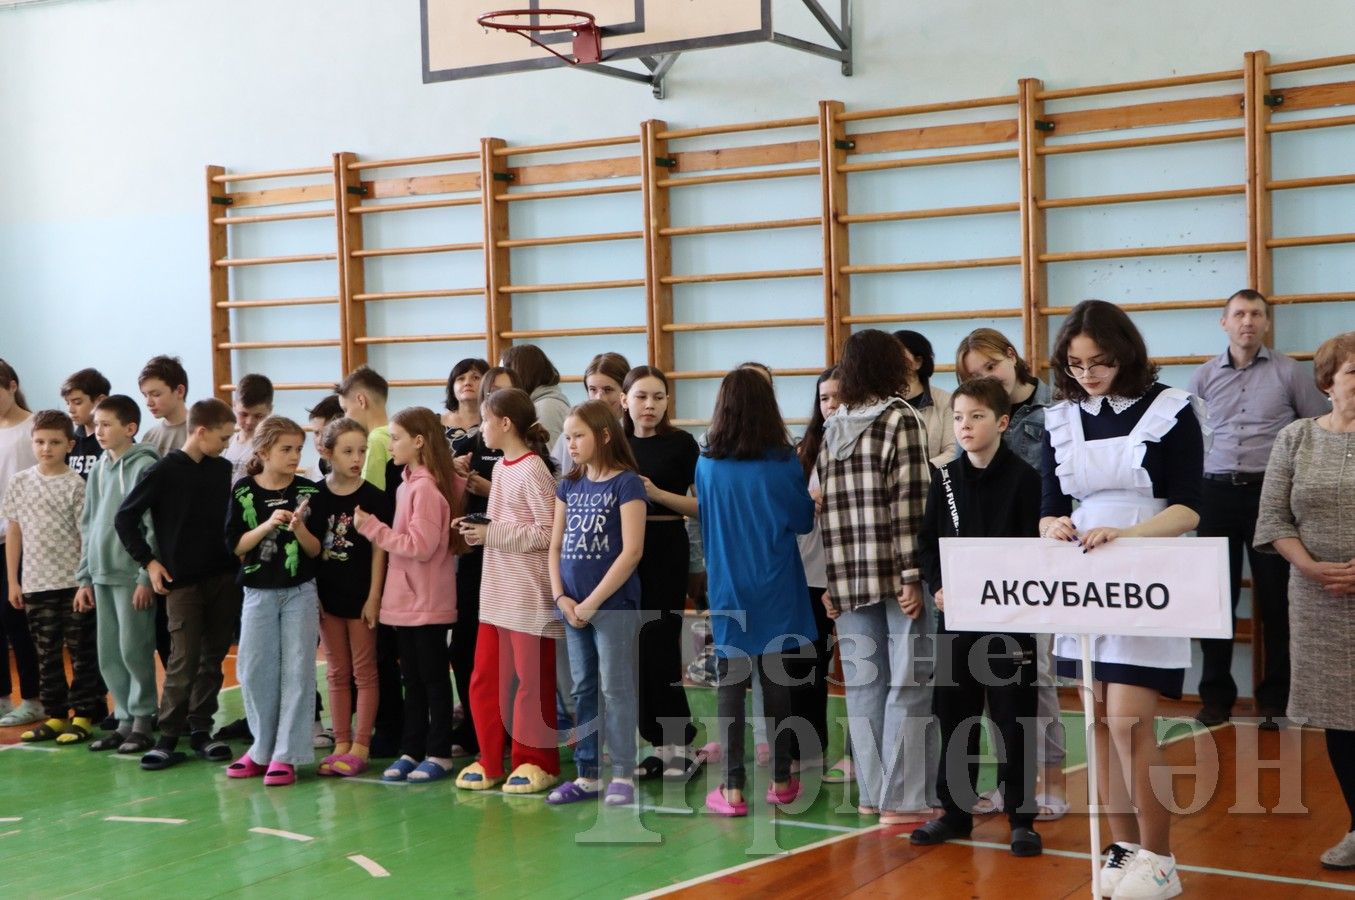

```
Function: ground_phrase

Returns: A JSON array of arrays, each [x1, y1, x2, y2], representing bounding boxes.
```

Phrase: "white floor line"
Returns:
[[105, 815, 187, 825], [0, 817, 21, 823], [249, 826, 315, 843], [629, 824, 889, 898], [773, 818, 859, 833], [0, 743, 58, 752], [0, 830, 19, 838], [347, 854, 390, 878], [898, 833, 1355, 893]]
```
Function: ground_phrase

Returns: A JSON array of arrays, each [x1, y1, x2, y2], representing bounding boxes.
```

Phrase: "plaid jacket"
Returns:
[[816, 399, 930, 613]]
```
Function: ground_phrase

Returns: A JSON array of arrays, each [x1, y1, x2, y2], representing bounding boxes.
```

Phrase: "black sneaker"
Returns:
[[1010, 826, 1043, 857]]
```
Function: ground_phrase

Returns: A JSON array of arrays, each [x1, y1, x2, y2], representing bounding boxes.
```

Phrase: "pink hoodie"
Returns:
[[358, 465, 461, 627]]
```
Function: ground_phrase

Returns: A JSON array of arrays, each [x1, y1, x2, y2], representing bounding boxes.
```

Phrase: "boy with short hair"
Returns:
[[1, 410, 102, 744], [61, 368, 111, 479], [115, 398, 240, 769], [138, 355, 190, 457], [223, 374, 275, 483], [335, 366, 391, 489], [306, 394, 343, 477], [912, 376, 1044, 858], [75, 395, 161, 752]]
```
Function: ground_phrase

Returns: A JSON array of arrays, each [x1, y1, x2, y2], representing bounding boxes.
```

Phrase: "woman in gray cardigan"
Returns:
[[1254, 331, 1355, 871]]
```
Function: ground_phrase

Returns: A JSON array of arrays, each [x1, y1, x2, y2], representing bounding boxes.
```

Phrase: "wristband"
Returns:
[[554, 593, 568, 604]]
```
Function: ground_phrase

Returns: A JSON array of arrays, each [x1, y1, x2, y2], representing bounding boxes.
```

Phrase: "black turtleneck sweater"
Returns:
[[918, 441, 1042, 596]]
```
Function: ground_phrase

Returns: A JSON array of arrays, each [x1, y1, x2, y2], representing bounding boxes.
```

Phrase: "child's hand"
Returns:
[[934, 588, 945, 612], [466, 472, 491, 497], [810, 487, 823, 515], [267, 508, 293, 529], [572, 601, 595, 626], [74, 586, 94, 613], [822, 590, 839, 620], [132, 584, 154, 611], [353, 505, 370, 530], [640, 476, 661, 501], [146, 560, 173, 594], [8, 581, 23, 610], [452, 454, 472, 478], [557, 594, 580, 626], [455, 518, 487, 546], [291, 500, 314, 538], [897, 582, 922, 620], [361, 596, 380, 629]]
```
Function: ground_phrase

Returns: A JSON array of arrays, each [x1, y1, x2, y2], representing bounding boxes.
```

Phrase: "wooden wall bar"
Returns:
[[208, 49, 1354, 399]]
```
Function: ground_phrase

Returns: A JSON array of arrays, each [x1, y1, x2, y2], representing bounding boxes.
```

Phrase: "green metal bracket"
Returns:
[[1034, 120, 1056, 132], [834, 139, 856, 150], [210, 196, 234, 206], [493, 172, 516, 182], [654, 156, 678, 168]]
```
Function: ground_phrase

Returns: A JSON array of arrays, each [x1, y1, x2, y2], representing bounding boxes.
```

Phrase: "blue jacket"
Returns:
[[695, 450, 817, 658]]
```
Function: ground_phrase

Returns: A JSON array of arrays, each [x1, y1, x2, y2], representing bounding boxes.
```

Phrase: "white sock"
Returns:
[[575, 776, 602, 791]]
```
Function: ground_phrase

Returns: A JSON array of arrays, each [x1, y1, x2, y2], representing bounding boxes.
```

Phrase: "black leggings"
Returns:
[[449, 550, 483, 752], [636, 521, 695, 748], [719, 652, 795, 791], [786, 586, 832, 761], [396, 624, 453, 760], [0, 542, 39, 699], [1328, 728, 1355, 832]]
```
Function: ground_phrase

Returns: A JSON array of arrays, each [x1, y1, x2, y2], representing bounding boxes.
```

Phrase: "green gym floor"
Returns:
[[0, 667, 1203, 899]]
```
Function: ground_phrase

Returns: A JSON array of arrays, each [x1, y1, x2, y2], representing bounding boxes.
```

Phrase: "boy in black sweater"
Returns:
[[913, 377, 1044, 857], [115, 398, 240, 770]]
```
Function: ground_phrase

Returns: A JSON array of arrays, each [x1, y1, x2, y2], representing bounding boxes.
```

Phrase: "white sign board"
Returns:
[[938, 536, 1232, 639]]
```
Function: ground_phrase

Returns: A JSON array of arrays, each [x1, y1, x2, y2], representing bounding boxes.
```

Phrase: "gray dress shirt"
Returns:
[[1188, 345, 1330, 474]]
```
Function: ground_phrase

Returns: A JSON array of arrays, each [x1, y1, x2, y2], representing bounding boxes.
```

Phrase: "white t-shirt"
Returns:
[[0, 467, 85, 592], [142, 420, 188, 458], [0, 415, 37, 544], [222, 434, 252, 484]]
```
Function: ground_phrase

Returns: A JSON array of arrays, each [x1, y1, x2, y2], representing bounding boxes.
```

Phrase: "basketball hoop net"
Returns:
[[478, 8, 602, 65]]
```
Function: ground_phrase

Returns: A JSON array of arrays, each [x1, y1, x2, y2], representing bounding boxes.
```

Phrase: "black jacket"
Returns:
[[114, 449, 238, 587], [918, 442, 1042, 596]]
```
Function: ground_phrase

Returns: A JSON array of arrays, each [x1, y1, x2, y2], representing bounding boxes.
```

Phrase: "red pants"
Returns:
[[469, 623, 559, 777], [318, 611, 379, 747]]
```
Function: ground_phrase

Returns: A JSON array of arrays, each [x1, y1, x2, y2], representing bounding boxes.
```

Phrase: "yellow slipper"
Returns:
[[455, 761, 504, 791], [501, 763, 557, 794], [55, 717, 94, 745], [21, 718, 68, 742]]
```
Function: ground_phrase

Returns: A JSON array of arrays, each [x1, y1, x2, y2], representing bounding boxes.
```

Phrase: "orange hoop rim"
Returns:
[[477, 8, 597, 34]]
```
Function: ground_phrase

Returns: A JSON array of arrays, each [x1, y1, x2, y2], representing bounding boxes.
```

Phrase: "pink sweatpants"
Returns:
[[318, 611, 378, 747]]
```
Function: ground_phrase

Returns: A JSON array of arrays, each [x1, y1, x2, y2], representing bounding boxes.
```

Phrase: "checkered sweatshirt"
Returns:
[[816, 399, 930, 613]]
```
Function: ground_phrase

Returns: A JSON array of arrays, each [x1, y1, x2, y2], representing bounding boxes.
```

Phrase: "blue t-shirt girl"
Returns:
[[556, 471, 646, 612]]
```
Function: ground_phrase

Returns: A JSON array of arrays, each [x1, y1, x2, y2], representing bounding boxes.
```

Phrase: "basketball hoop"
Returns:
[[478, 8, 602, 66]]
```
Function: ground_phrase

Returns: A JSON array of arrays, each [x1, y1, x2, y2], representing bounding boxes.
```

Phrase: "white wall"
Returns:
[[2, 0, 1353, 426]]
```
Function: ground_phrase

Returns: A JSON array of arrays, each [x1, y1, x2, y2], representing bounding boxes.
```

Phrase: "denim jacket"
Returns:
[[1004, 379, 1052, 472]]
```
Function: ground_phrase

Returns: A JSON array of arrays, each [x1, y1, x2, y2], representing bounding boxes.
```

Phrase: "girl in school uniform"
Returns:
[[697, 368, 816, 816], [356, 408, 464, 783], [1040, 300, 1204, 900], [956, 327, 1067, 820], [622, 366, 707, 780], [225, 417, 322, 786], [545, 400, 647, 806], [455, 388, 562, 795]]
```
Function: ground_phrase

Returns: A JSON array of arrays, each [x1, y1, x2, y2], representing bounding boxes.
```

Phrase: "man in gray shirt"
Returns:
[[1189, 289, 1329, 728]]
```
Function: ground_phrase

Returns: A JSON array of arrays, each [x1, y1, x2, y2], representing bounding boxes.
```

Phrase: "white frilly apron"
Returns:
[[1047, 387, 1199, 670]]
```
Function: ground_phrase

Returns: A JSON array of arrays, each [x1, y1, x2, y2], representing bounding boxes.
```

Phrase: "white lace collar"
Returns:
[[1080, 393, 1143, 416]]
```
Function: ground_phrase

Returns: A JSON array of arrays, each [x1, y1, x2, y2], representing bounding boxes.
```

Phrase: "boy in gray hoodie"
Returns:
[[73, 395, 160, 752]]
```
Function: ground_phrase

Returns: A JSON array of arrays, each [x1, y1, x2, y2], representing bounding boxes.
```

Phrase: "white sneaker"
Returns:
[[1097, 842, 1141, 897], [1111, 848, 1182, 899], [0, 698, 44, 727], [1321, 830, 1355, 870]]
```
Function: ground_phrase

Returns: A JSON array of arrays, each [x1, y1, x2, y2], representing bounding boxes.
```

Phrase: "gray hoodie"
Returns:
[[76, 442, 160, 588], [824, 397, 922, 460], [531, 384, 572, 447]]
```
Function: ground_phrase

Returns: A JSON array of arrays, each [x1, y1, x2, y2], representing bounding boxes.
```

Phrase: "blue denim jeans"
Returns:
[[565, 609, 639, 780], [239, 582, 319, 765], [835, 597, 937, 812]]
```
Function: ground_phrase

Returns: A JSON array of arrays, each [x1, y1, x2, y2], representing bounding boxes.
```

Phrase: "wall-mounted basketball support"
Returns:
[[577, 51, 681, 99], [773, 0, 852, 76]]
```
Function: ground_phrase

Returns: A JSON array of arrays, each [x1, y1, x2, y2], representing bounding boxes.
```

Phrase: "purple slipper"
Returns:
[[604, 781, 635, 806], [545, 780, 601, 805]]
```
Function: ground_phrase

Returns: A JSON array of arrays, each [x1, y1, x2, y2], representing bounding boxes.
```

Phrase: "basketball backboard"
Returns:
[[422, 0, 773, 83]]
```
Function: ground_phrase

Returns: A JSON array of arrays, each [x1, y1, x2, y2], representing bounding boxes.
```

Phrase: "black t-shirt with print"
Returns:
[[67, 428, 103, 480], [225, 476, 321, 589], [309, 479, 394, 618], [451, 428, 502, 517]]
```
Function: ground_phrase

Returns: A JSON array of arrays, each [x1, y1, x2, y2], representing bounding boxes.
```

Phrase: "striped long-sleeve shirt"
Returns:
[[480, 452, 563, 638], [817, 398, 930, 614]]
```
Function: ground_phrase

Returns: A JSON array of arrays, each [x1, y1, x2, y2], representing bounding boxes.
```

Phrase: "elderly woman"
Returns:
[[1254, 331, 1355, 871]]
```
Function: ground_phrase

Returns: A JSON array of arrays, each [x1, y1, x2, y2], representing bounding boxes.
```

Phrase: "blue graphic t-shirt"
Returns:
[[555, 469, 647, 612]]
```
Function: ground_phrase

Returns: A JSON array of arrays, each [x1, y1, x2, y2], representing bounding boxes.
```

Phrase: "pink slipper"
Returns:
[[226, 753, 266, 779], [766, 779, 802, 806], [705, 786, 748, 817], [330, 753, 369, 777], [317, 753, 341, 777], [263, 762, 296, 786]]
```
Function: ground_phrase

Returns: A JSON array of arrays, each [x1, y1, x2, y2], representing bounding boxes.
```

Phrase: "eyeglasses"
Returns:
[[1065, 363, 1117, 379]]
